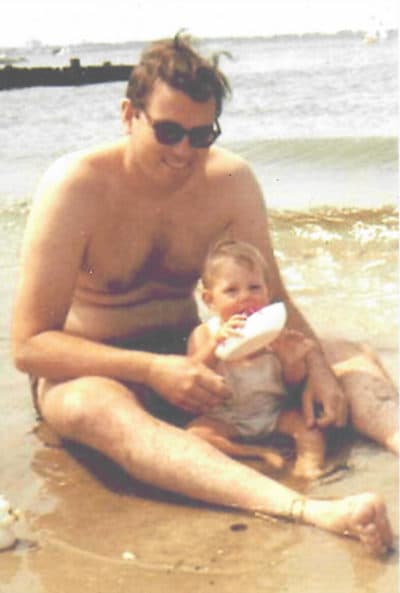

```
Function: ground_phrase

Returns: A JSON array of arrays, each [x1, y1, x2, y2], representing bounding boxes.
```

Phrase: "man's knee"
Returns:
[[40, 376, 136, 433]]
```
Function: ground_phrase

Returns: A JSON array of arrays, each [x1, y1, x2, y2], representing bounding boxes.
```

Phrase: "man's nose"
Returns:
[[171, 135, 193, 155]]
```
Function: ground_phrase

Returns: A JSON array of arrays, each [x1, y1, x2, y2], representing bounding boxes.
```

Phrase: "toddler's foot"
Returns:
[[259, 449, 287, 470], [292, 459, 324, 479]]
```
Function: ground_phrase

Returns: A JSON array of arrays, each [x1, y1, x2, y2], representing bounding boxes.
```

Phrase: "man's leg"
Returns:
[[322, 340, 399, 453], [36, 375, 393, 556]]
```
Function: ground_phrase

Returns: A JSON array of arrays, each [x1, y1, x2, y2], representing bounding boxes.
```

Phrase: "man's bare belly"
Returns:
[[64, 293, 200, 342]]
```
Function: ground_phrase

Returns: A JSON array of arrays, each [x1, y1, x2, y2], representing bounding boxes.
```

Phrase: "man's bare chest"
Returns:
[[81, 198, 227, 294]]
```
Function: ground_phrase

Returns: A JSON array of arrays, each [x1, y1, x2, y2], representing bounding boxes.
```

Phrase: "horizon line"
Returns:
[[1, 27, 398, 50]]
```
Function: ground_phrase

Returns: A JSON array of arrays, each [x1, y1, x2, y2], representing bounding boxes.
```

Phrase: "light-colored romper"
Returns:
[[205, 316, 289, 439]]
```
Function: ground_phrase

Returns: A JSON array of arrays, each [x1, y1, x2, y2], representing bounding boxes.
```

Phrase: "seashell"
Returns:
[[122, 550, 136, 560], [0, 496, 18, 551]]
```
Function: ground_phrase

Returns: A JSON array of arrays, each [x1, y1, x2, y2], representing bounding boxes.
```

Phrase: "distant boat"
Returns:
[[51, 46, 72, 56], [380, 26, 389, 40], [363, 32, 379, 44], [363, 22, 388, 44]]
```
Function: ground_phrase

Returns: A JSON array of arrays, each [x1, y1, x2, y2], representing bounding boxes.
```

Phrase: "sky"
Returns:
[[2, 0, 399, 47]]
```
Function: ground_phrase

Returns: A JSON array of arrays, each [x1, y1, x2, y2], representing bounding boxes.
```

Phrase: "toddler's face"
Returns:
[[205, 259, 270, 321]]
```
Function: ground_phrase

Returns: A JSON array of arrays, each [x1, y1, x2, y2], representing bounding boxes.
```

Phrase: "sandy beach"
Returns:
[[0, 343, 398, 593], [1, 33, 398, 593]]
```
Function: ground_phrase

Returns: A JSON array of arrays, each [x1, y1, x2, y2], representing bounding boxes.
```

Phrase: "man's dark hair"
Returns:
[[126, 32, 231, 117]]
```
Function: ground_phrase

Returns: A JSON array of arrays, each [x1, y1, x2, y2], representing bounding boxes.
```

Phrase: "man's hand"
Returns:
[[147, 354, 232, 415], [302, 372, 348, 428]]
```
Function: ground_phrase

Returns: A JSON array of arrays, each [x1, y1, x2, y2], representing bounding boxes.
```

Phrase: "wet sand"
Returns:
[[0, 347, 398, 593]]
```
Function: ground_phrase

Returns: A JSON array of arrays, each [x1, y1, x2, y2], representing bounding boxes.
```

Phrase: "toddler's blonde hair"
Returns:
[[201, 240, 269, 289]]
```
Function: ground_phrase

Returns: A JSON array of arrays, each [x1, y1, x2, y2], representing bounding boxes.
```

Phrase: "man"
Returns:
[[12, 34, 397, 555]]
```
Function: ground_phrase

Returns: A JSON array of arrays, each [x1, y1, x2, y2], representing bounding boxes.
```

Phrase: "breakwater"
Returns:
[[0, 58, 131, 90]]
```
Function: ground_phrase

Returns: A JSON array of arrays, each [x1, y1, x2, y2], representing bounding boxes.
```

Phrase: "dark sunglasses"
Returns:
[[143, 110, 221, 148]]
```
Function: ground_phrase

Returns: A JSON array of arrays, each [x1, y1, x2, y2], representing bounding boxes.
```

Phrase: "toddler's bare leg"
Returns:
[[187, 416, 286, 470], [277, 409, 325, 478]]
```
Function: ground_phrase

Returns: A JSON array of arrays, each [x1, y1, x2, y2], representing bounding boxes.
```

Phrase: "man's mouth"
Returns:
[[164, 158, 191, 170]]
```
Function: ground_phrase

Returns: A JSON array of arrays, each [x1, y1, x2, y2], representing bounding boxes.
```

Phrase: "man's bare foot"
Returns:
[[305, 493, 394, 556]]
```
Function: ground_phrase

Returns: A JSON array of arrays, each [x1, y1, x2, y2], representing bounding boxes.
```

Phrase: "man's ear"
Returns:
[[121, 98, 137, 133]]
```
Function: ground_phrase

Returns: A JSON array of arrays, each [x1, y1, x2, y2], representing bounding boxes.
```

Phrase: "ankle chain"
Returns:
[[289, 498, 306, 523]]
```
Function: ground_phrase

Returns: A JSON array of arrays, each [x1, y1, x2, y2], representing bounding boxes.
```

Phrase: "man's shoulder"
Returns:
[[206, 146, 263, 204], [208, 145, 251, 175], [34, 141, 122, 206], [43, 142, 118, 184]]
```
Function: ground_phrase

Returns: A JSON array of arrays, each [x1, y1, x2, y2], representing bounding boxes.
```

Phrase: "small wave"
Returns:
[[0, 200, 30, 230], [230, 136, 397, 168], [270, 204, 397, 224], [290, 223, 398, 245], [0, 200, 30, 216], [270, 206, 398, 245]]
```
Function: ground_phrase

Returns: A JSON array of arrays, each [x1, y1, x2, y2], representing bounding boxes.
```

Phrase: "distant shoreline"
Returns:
[[1, 28, 398, 53]]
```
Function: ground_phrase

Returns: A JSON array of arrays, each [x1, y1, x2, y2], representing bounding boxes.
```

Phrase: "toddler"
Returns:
[[187, 240, 325, 478]]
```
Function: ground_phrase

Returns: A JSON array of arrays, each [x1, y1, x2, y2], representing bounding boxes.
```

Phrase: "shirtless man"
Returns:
[[11, 34, 397, 555]]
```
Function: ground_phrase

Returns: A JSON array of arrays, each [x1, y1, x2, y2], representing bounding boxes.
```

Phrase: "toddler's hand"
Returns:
[[216, 314, 247, 344]]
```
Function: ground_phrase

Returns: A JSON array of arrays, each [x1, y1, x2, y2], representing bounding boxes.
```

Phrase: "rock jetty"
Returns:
[[0, 58, 132, 91]]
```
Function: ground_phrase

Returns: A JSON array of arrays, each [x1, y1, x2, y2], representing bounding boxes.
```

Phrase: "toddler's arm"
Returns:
[[187, 324, 219, 368], [188, 314, 246, 368]]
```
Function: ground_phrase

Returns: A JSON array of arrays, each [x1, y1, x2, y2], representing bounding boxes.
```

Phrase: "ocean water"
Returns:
[[0, 33, 398, 593], [1, 33, 398, 357]]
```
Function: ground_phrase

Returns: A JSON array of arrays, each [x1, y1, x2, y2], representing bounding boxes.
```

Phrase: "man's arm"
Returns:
[[12, 160, 229, 414], [12, 158, 154, 383], [222, 157, 348, 427]]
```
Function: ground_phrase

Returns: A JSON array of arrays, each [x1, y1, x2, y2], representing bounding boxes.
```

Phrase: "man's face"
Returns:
[[123, 80, 218, 189]]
